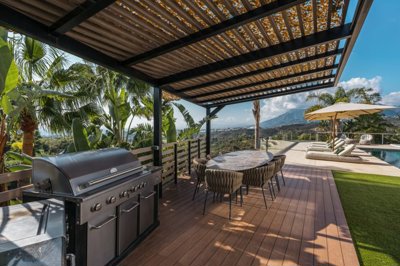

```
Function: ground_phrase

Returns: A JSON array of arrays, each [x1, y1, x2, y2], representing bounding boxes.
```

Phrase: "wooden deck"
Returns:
[[121, 164, 358, 266]]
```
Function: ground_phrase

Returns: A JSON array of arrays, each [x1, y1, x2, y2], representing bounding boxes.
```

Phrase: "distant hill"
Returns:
[[260, 108, 315, 129], [383, 108, 400, 117]]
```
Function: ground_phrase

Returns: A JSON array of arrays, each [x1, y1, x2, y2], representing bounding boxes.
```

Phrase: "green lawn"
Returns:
[[333, 171, 400, 266]]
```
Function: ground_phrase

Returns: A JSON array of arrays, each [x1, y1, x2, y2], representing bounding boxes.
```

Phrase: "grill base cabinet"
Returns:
[[118, 198, 139, 255], [23, 148, 162, 266]]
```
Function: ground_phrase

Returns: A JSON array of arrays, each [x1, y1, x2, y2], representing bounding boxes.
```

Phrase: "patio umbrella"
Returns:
[[304, 102, 396, 150]]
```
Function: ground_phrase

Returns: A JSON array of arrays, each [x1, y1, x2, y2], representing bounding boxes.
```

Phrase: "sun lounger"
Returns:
[[305, 144, 363, 163], [307, 139, 344, 150], [310, 138, 338, 146], [307, 140, 346, 152]]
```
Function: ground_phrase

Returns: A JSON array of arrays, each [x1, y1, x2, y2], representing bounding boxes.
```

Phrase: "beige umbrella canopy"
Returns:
[[304, 102, 396, 150], [304, 102, 396, 121]]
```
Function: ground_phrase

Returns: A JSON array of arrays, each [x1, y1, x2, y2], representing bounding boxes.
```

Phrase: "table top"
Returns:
[[206, 150, 274, 171]]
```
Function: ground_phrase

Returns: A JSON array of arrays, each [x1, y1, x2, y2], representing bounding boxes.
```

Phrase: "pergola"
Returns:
[[0, 0, 372, 172]]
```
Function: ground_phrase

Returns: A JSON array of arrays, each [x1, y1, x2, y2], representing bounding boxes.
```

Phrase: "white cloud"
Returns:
[[381, 92, 400, 106], [260, 76, 385, 120], [338, 76, 382, 92], [260, 91, 313, 120]]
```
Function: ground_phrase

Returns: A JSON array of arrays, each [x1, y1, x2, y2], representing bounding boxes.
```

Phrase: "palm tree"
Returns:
[[342, 87, 390, 135], [305, 87, 351, 110], [252, 100, 261, 149], [11, 36, 89, 156], [305, 87, 354, 135], [73, 65, 151, 146], [138, 93, 209, 143]]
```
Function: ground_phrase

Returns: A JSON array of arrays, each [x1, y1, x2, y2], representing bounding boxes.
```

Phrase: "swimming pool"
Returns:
[[366, 149, 400, 168]]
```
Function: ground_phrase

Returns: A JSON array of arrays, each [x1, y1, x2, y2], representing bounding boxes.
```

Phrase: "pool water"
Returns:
[[369, 149, 400, 168]]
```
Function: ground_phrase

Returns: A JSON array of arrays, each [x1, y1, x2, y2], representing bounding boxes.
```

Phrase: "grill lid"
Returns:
[[32, 148, 143, 196]]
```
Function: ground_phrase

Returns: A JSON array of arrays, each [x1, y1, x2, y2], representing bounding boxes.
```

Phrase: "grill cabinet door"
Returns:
[[139, 190, 156, 234], [118, 197, 139, 255], [87, 208, 116, 266]]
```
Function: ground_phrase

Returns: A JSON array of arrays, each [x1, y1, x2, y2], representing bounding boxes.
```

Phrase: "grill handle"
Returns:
[[90, 215, 117, 230], [141, 191, 156, 199], [86, 166, 143, 187], [122, 202, 139, 213]]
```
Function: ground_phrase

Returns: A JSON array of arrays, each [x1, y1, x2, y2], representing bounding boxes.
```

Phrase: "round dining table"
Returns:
[[206, 150, 274, 171]]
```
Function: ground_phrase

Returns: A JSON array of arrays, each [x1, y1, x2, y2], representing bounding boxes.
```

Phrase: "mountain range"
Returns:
[[260, 109, 312, 128], [258, 107, 400, 129]]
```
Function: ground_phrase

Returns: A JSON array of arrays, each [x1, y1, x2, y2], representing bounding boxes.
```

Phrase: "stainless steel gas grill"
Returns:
[[23, 148, 162, 266]]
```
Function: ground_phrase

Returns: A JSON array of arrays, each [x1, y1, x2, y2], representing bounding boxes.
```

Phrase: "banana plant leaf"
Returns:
[[7, 164, 32, 172], [0, 31, 18, 99], [6, 151, 33, 165], [72, 118, 90, 151]]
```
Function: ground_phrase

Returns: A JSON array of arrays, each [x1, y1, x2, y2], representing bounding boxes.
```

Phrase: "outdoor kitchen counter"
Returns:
[[206, 150, 274, 171]]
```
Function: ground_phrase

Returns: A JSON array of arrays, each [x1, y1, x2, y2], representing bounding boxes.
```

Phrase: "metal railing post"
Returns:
[[197, 138, 201, 158], [187, 140, 191, 174], [382, 134, 384, 144], [174, 143, 178, 184]]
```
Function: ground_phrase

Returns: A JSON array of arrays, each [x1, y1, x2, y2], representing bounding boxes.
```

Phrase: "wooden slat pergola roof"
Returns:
[[0, 0, 372, 108]]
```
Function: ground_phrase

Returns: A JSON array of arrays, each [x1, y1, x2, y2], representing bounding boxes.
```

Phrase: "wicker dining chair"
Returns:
[[203, 169, 243, 220], [241, 161, 276, 209], [269, 156, 281, 191], [273, 155, 286, 186], [191, 158, 207, 200]]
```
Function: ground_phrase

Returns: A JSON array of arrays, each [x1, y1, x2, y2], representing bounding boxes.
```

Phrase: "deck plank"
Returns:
[[121, 164, 358, 266], [282, 167, 311, 265]]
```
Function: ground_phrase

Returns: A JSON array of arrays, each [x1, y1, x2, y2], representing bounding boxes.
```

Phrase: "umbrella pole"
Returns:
[[332, 113, 338, 151]]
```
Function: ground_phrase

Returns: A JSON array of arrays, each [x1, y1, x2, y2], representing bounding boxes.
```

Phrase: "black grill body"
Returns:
[[23, 148, 162, 266]]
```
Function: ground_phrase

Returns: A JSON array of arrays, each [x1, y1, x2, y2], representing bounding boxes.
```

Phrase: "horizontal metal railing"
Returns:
[[267, 131, 400, 145]]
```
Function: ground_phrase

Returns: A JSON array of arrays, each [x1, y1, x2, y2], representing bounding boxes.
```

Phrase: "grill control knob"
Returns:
[[120, 191, 129, 198], [107, 196, 116, 204], [131, 186, 137, 192], [91, 203, 102, 212]]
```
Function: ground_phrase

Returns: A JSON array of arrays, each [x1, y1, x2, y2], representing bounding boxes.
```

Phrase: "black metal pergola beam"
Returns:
[[122, 0, 306, 66], [0, 3, 205, 107], [190, 64, 338, 100], [206, 82, 335, 108], [200, 75, 335, 105], [177, 48, 343, 93], [334, 0, 373, 85], [209, 105, 225, 117], [50, 0, 116, 34], [0, 3, 157, 84], [156, 23, 352, 86]]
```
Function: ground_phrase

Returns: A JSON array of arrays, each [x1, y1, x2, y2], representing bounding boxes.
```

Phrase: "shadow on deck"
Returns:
[[121, 164, 358, 266]]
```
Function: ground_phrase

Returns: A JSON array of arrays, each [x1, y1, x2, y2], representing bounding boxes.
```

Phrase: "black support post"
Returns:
[[206, 107, 211, 156], [153, 87, 163, 198]]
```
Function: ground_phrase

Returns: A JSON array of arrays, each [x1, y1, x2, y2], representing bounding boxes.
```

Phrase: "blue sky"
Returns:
[[67, 1, 400, 129]]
